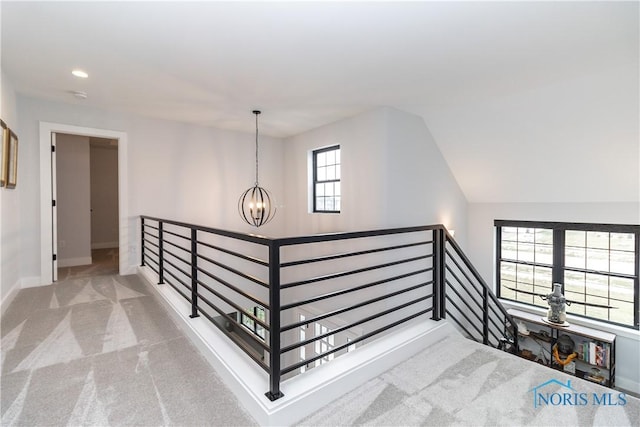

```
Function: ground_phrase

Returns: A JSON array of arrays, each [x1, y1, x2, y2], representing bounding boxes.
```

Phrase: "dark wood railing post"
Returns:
[[265, 240, 284, 401], [158, 221, 165, 285], [140, 217, 145, 267], [190, 228, 200, 318]]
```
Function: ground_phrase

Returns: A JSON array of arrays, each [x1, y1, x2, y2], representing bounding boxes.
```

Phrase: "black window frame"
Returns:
[[495, 220, 640, 330], [312, 145, 341, 213]]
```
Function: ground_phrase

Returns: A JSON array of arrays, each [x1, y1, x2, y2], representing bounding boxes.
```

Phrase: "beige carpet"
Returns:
[[57, 248, 120, 281], [3, 271, 638, 426], [299, 334, 639, 426], [0, 274, 256, 426]]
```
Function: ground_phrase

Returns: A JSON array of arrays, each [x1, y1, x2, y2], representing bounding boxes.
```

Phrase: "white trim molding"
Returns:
[[39, 122, 129, 285]]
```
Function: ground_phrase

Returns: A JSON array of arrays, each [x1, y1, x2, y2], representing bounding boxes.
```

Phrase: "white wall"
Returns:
[[56, 134, 92, 266], [467, 202, 640, 285], [0, 69, 21, 308], [283, 107, 467, 244], [90, 142, 119, 248], [16, 95, 286, 283], [384, 107, 467, 243], [467, 201, 640, 393]]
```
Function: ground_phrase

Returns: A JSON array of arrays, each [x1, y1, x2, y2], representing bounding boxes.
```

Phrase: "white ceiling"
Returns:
[[2, 1, 638, 203]]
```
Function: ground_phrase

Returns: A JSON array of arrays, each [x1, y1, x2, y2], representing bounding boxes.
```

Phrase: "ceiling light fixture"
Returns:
[[238, 110, 276, 227], [72, 69, 89, 78]]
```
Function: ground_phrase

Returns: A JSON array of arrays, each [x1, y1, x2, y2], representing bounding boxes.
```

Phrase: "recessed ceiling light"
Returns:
[[72, 69, 89, 78]]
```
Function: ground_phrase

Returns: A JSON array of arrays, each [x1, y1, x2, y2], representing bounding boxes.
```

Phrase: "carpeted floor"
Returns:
[[2, 271, 638, 426], [57, 248, 120, 281], [299, 334, 640, 426], [0, 274, 256, 426]]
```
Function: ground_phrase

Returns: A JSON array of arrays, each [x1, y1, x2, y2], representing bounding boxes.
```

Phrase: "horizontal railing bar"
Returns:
[[275, 224, 441, 247], [196, 267, 269, 310], [445, 295, 483, 337], [282, 283, 432, 333], [487, 325, 502, 344], [281, 255, 431, 289], [143, 237, 159, 249], [445, 249, 484, 298], [488, 313, 503, 335], [164, 238, 190, 254], [445, 311, 478, 341], [196, 279, 269, 332], [163, 274, 192, 303], [281, 306, 433, 375], [144, 246, 160, 259], [143, 229, 159, 239], [445, 237, 514, 323], [195, 306, 270, 371], [444, 268, 483, 310], [281, 293, 434, 354], [281, 268, 433, 311], [163, 256, 191, 281], [198, 240, 268, 267], [163, 228, 190, 241], [195, 291, 270, 352], [197, 253, 269, 289], [141, 215, 272, 245], [163, 249, 190, 268], [280, 241, 432, 268], [445, 281, 483, 324], [144, 224, 159, 231], [145, 260, 159, 275]]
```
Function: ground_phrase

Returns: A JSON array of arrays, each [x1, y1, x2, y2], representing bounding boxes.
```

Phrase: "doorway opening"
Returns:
[[39, 122, 129, 285], [55, 134, 119, 281]]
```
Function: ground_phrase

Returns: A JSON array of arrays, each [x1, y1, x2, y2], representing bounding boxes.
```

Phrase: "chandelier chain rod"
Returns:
[[255, 112, 259, 186]]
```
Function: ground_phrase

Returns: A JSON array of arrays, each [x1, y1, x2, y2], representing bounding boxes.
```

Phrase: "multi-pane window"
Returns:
[[496, 220, 639, 329], [241, 306, 266, 340], [313, 145, 341, 213]]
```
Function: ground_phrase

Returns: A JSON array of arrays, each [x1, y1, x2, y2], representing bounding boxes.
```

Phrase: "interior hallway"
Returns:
[[1, 271, 639, 426], [0, 273, 256, 426]]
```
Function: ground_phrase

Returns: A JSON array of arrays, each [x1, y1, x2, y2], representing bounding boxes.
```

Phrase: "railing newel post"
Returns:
[[433, 227, 446, 319], [431, 229, 441, 321], [265, 240, 284, 401], [482, 287, 489, 345], [190, 228, 200, 318], [140, 217, 145, 267], [158, 221, 165, 285]]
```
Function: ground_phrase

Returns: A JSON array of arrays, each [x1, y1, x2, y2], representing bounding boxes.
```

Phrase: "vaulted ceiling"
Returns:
[[2, 1, 638, 203]]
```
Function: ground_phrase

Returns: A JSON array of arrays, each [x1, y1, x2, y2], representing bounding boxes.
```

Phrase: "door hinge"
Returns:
[[53, 254, 57, 261], [51, 145, 56, 152], [52, 199, 56, 207]]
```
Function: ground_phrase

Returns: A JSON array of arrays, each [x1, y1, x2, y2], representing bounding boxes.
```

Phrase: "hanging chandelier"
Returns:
[[238, 110, 276, 227]]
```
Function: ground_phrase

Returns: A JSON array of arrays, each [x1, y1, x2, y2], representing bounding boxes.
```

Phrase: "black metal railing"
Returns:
[[140, 216, 517, 401]]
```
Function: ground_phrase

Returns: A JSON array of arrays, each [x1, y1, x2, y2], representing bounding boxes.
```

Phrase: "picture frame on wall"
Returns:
[[6, 128, 18, 189], [0, 120, 8, 187]]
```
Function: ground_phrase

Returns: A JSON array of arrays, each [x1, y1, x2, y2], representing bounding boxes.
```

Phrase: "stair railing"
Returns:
[[139, 216, 517, 401]]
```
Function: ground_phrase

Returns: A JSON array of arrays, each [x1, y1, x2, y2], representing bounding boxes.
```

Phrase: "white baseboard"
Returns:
[[616, 377, 640, 396], [137, 265, 456, 426], [1, 280, 21, 316], [20, 276, 43, 288], [91, 241, 119, 249], [58, 256, 92, 268]]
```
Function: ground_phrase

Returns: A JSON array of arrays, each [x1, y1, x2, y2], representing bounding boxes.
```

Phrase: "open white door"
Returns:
[[51, 132, 58, 281]]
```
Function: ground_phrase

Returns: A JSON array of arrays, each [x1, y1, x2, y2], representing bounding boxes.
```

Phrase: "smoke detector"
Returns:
[[72, 90, 88, 100]]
